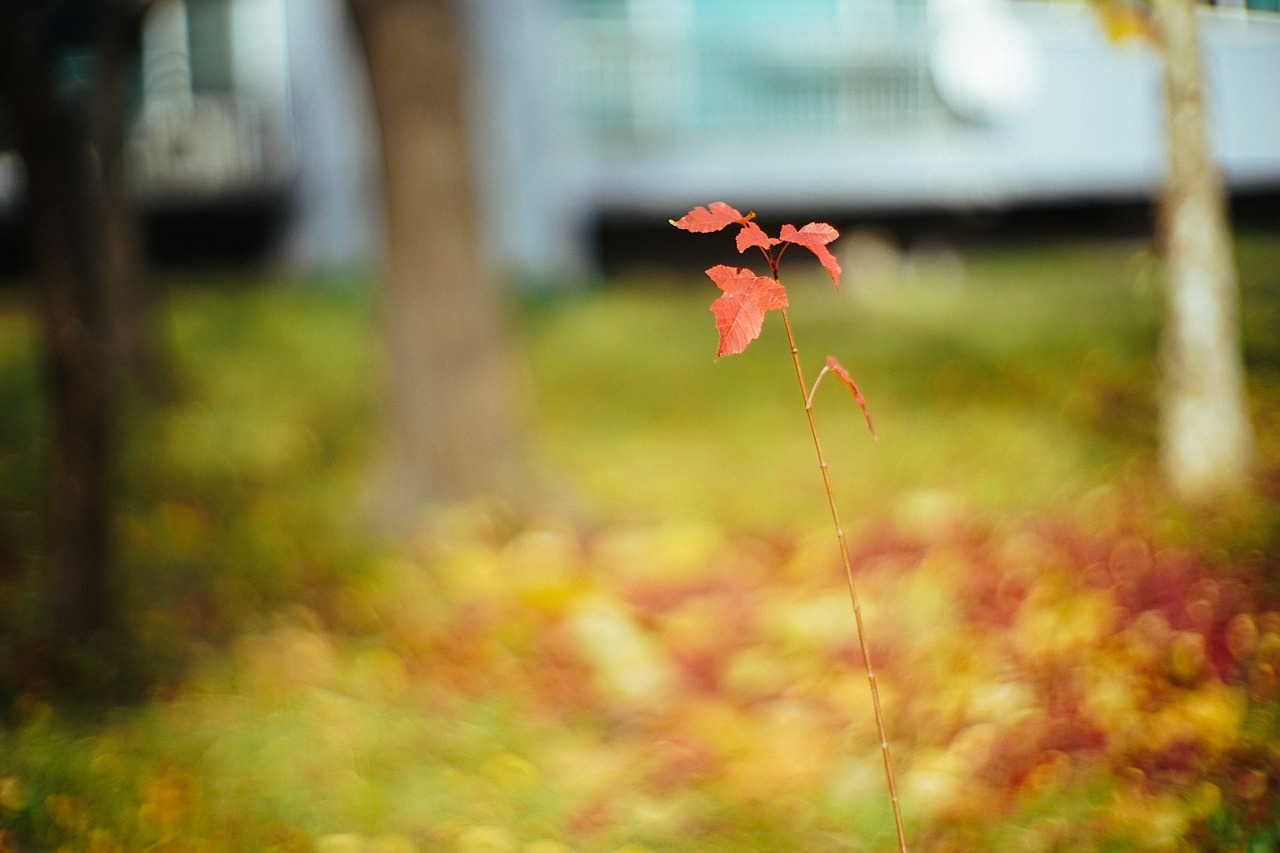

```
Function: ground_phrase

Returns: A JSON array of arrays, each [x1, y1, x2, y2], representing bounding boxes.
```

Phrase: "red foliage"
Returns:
[[735, 220, 780, 254], [815, 356, 877, 438], [779, 222, 842, 288], [669, 202, 755, 233], [705, 264, 789, 358], [671, 203, 845, 359]]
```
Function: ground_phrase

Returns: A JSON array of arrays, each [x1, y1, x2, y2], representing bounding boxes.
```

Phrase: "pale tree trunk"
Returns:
[[346, 0, 531, 525], [1150, 0, 1255, 502]]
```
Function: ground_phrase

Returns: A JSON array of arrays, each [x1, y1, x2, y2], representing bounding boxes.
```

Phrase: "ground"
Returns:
[[1, 235, 1279, 852]]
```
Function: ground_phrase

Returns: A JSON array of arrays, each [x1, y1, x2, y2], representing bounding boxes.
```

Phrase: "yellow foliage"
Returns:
[[1014, 579, 1116, 661], [83, 830, 124, 853], [456, 825, 517, 853], [316, 834, 366, 853], [368, 835, 419, 853], [1106, 783, 1190, 852], [1167, 630, 1207, 685], [0, 777, 25, 813], [1146, 684, 1246, 756], [722, 700, 836, 800], [565, 596, 676, 708], [136, 769, 200, 839], [1096, 1, 1157, 45], [499, 524, 591, 615], [481, 753, 541, 793], [45, 794, 89, 834], [521, 841, 575, 853], [314, 833, 420, 853]]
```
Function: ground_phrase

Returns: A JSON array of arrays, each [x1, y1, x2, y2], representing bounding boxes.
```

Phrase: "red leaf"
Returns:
[[811, 356, 876, 438], [779, 222, 842, 288], [671, 202, 755, 233], [736, 220, 780, 254], [705, 264, 789, 358]]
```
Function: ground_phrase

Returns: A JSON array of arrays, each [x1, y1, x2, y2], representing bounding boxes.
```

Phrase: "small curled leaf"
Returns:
[[808, 356, 876, 438], [736, 220, 780, 254], [779, 222, 842, 289]]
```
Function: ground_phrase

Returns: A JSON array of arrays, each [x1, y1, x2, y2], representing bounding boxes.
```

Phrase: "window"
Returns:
[[186, 0, 234, 94]]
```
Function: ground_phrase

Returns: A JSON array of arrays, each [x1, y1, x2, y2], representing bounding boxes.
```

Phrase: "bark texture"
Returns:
[[1151, 0, 1255, 502], [346, 0, 531, 523]]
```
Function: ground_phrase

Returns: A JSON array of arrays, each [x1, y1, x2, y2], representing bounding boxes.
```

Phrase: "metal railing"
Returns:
[[548, 0, 942, 145]]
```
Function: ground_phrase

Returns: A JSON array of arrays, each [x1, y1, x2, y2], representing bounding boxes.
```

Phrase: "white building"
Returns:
[[469, 0, 1280, 275], [3, 0, 1278, 277]]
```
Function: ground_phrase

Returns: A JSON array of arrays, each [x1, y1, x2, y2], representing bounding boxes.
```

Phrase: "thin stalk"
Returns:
[[780, 306, 908, 853]]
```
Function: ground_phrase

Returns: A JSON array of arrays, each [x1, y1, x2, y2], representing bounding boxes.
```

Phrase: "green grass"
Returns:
[[0, 234, 1278, 852], [529, 239, 1168, 529]]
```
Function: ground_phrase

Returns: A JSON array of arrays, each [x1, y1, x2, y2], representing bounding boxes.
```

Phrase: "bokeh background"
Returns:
[[1, 0, 1280, 851]]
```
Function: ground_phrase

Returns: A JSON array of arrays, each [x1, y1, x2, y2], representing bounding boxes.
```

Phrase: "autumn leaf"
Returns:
[[779, 222, 842, 288], [671, 202, 755, 233], [808, 356, 876, 438], [736, 220, 780, 254], [705, 264, 789, 358]]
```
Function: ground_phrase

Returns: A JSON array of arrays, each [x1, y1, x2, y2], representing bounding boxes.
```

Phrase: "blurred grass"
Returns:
[[0, 276, 385, 691], [0, 234, 1278, 852], [527, 236, 1277, 534]]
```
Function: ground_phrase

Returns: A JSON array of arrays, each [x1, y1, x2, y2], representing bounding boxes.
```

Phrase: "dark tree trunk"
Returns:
[[0, 0, 151, 650], [1150, 0, 1255, 502], [346, 0, 532, 523], [94, 3, 164, 390]]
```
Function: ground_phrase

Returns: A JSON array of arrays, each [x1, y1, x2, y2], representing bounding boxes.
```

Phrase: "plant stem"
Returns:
[[779, 306, 908, 853]]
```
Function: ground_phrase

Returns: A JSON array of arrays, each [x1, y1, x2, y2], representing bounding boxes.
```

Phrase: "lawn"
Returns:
[[1, 234, 1279, 852]]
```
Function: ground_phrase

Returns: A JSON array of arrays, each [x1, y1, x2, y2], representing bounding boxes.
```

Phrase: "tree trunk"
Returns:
[[1150, 0, 1255, 502], [95, 2, 166, 392], [0, 0, 150, 650], [346, 0, 531, 524]]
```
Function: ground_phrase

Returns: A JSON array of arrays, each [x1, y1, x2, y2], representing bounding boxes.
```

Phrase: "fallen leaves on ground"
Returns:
[[7, 503, 1277, 852]]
